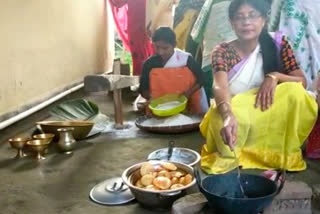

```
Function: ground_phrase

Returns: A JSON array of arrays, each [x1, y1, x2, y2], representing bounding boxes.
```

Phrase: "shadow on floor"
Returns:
[[12, 158, 40, 172]]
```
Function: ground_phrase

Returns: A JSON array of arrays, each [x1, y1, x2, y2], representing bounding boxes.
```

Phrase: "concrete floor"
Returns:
[[1, 88, 320, 214]]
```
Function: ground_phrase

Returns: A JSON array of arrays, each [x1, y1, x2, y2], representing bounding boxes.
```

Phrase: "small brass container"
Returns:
[[26, 139, 52, 160], [8, 137, 30, 159]]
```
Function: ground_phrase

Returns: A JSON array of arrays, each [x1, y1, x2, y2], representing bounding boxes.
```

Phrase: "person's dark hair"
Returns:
[[152, 27, 176, 46], [229, 0, 279, 74]]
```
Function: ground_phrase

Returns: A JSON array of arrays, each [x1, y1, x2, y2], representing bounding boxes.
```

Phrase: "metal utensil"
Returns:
[[36, 121, 94, 140], [90, 177, 134, 205], [57, 127, 76, 154], [33, 133, 55, 154], [147, 147, 201, 166], [122, 160, 196, 210], [26, 139, 51, 160], [233, 151, 247, 198], [8, 137, 30, 159], [167, 140, 174, 160]]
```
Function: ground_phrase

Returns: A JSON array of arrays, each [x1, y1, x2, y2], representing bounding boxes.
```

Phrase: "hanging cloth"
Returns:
[[109, 0, 154, 75]]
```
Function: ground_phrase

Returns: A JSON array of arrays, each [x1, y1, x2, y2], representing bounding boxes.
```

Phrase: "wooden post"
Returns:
[[113, 89, 123, 128], [112, 59, 124, 128], [113, 59, 121, 75]]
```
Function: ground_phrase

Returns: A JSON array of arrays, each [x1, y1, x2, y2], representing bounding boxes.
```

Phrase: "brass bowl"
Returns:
[[36, 121, 94, 140], [32, 134, 55, 154], [33, 133, 55, 141], [26, 139, 52, 160], [8, 137, 30, 158]]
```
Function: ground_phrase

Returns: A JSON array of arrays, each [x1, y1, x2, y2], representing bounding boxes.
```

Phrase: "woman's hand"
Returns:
[[181, 83, 201, 99], [145, 98, 153, 117], [180, 90, 192, 99], [220, 113, 238, 150], [255, 73, 278, 111]]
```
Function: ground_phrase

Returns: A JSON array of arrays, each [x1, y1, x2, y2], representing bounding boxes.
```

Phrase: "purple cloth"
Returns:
[[227, 31, 283, 81]]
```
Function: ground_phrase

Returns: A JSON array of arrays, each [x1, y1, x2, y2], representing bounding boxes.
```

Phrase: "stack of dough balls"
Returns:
[[134, 162, 193, 191]]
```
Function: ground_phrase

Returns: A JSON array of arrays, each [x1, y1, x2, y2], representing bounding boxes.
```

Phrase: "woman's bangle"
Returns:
[[216, 101, 232, 120], [266, 73, 277, 81]]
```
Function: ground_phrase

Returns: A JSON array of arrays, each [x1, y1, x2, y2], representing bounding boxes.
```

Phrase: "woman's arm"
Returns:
[[270, 69, 306, 88], [255, 70, 306, 111], [214, 71, 237, 149], [183, 83, 201, 98], [214, 71, 232, 120], [139, 60, 152, 100], [255, 36, 306, 111], [274, 36, 306, 87], [210, 44, 238, 148]]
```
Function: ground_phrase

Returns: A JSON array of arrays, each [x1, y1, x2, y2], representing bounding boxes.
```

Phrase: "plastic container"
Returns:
[[149, 94, 187, 117]]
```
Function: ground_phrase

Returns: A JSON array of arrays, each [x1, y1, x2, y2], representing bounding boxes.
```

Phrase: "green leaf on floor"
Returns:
[[50, 99, 99, 121]]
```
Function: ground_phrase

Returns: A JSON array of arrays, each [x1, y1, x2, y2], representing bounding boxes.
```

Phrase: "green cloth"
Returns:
[[202, 64, 213, 99], [186, 34, 200, 58], [191, 0, 214, 43], [269, 0, 285, 31], [190, 0, 230, 100], [191, 0, 226, 43]]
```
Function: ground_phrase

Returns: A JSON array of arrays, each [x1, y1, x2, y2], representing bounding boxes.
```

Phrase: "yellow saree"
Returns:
[[200, 82, 318, 174]]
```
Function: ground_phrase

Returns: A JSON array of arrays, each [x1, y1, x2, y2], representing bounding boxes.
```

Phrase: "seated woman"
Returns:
[[200, 0, 318, 174], [139, 27, 208, 114]]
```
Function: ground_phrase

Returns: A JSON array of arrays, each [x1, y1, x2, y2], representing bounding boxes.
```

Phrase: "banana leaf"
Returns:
[[50, 99, 99, 121]]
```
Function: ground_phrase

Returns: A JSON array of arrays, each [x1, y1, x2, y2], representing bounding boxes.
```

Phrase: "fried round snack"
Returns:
[[134, 162, 193, 190], [184, 174, 193, 185], [170, 171, 184, 178], [179, 176, 186, 185], [158, 170, 171, 179], [171, 177, 179, 185], [153, 176, 172, 190], [145, 184, 159, 190], [170, 184, 184, 190], [141, 174, 154, 186], [140, 162, 154, 176], [161, 162, 177, 171], [135, 179, 144, 188], [154, 165, 165, 172]]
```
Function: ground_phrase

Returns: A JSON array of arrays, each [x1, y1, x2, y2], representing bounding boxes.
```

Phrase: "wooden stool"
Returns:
[[84, 59, 139, 129]]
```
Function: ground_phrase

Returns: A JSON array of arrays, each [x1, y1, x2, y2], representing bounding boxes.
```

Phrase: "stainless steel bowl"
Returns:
[[122, 161, 196, 210], [148, 148, 200, 167]]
